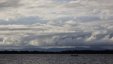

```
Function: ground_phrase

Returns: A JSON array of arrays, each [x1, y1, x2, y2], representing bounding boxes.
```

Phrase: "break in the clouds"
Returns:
[[0, 0, 113, 50]]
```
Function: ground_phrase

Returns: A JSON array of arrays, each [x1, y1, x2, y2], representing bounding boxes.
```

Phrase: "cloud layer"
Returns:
[[0, 0, 113, 50]]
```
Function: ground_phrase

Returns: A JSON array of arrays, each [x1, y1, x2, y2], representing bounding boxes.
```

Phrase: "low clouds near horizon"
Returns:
[[0, 0, 113, 50]]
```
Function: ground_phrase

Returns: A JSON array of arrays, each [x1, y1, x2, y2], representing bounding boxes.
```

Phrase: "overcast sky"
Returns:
[[0, 0, 113, 50]]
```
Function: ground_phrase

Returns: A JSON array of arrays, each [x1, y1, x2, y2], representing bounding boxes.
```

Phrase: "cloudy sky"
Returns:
[[0, 0, 113, 50]]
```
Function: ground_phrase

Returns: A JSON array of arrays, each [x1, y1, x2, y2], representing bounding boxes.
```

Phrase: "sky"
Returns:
[[0, 0, 113, 50]]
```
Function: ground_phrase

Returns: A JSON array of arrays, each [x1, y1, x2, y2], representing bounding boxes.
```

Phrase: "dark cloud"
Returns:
[[10, 32, 113, 46], [0, 0, 22, 9], [0, 16, 47, 25], [76, 16, 101, 22], [0, 30, 113, 51]]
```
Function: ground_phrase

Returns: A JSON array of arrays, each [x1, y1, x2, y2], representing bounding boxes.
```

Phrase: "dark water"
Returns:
[[0, 54, 113, 64]]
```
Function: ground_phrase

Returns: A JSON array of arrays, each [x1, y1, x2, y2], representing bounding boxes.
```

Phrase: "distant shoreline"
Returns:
[[0, 50, 113, 54]]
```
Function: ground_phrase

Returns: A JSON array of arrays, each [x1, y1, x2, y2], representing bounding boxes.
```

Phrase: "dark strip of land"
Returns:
[[0, 50, 113, 54]]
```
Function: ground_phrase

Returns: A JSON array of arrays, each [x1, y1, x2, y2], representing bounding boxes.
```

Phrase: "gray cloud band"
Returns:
[[0, 0, 113, 50]]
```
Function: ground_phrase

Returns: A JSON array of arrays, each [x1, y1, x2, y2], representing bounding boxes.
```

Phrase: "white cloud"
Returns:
[[0, 0, 112, 20]]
